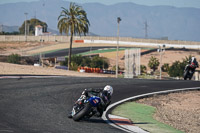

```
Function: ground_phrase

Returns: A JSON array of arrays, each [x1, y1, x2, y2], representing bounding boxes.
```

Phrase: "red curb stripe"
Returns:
[[74, 40, 84, 43], [110, 118, 134, 126]]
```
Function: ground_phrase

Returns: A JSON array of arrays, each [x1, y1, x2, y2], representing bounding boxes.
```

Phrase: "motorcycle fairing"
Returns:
[[88, 96, 101, 107]]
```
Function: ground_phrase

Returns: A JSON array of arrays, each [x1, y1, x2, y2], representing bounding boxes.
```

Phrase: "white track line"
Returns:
[[102, 87, 200, 133], [84, 40, 200, 49]]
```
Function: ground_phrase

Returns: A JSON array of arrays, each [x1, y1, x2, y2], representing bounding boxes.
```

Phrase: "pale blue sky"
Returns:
[[0, 0, 200, 8]]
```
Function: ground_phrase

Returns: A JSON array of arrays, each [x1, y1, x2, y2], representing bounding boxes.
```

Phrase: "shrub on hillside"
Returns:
[[8, 54, 21, 64], [60, 55, 109, 70], [90, 56, 109, 69], [70, 62, 79, 71], [82, 57, 91, 67], [111, 65, 121, 71], [168, 56, 191, 78], [148, 56, 160, 72], [140, 65, 147, 74], [161, 63, 170, 72], [71, 55, 83, 66]]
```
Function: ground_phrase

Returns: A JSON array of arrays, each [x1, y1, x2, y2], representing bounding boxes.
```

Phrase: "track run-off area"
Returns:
[[0, 76, 200, 133]]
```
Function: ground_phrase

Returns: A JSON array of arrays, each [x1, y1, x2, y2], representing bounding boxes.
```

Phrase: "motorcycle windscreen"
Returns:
[[88, 96, 101, 107]]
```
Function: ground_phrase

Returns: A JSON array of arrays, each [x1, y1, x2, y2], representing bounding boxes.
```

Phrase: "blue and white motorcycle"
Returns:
[[71, 96, 101, 121]]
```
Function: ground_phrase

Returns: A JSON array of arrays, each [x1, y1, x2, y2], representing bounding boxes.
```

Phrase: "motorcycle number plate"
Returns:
[[89, 96, 101, 107], [93, 99, 99, 104]]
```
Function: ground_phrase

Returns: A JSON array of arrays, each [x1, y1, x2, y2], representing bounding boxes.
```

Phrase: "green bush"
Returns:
[[60, 55, 109, 70], [168, 61, 180, 77], [90, 56, 109, 69], [70, 62, 79, 71], [111, 65, 121, 71], [82, 57, 91, 67], [71, 55, 83, 66], [168, 56, 191, 77], [60, 55, 82, 67], [148, 56, 160, 72], [140, 65, 147, 74], [161, 63, 170, 72], [60, 61, 67, 66], [8, 54, 21, 64]]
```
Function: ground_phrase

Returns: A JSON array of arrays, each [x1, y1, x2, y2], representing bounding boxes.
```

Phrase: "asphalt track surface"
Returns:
[[0, 77, 200, 133], [40, 46, 131, 58], [37, 46, 198, 59]]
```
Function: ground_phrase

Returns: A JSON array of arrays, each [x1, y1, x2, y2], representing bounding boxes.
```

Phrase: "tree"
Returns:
[[19, 18, 48, 35], [57, 2, 90, 70], [148, 56, 160, 72], [168, 56, 191, 78]]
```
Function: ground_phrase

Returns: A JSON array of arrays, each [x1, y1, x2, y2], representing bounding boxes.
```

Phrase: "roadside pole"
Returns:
[[158, 45, 165, 79], [24, 13, 28, 42], [116, 17, 121, 78]]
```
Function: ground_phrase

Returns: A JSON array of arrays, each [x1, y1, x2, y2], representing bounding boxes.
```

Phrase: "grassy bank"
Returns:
[[112, 102, 183, 133]]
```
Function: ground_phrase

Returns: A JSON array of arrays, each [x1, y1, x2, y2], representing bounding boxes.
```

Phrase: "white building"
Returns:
[[35, 25, 43, 36]]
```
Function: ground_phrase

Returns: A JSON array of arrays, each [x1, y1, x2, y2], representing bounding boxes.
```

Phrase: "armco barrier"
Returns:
[[1, 35, 200, 46]]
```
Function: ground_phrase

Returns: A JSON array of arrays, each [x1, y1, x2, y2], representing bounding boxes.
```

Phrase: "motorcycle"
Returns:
[[183, 62, 196, 80], [71, 96, 101, 121]]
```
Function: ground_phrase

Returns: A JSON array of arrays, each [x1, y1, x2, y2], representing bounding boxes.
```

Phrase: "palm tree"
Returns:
[[58, 2, 90, 70]]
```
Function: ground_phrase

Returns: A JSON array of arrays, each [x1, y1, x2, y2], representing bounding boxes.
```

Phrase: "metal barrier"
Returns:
[[0, 35, 200, 46]]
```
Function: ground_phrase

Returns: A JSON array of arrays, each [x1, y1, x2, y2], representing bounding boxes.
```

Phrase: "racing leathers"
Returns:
[[188, 57, 199, 72]]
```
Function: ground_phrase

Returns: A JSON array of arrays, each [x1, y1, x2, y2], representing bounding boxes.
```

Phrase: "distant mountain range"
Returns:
[[0, 25, 19, 33], [0, 0, 200, 41]]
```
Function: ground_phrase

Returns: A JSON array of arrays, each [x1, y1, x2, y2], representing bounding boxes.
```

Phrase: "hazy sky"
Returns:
[[0, 0, 200, 8]]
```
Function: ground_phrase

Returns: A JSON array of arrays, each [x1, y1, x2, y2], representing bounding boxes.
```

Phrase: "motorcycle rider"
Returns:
[[68, 85, 113, 118], [188, 56, 199, 71]]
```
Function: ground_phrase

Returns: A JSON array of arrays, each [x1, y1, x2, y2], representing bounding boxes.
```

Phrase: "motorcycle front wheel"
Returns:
[[73, 103, 92, 121], [183, 70, 188, 80], [189, 70, 193, 80]]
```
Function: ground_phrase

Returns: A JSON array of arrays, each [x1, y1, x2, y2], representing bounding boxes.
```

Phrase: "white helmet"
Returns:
[[191, 57, 196, 62], [103, 85, 113, 96]]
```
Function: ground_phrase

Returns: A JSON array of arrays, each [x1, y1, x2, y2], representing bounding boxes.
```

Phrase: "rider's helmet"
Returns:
[[103, 85, 113, 98], [191, 57, 196, 63], [100, 85, 113, 103]]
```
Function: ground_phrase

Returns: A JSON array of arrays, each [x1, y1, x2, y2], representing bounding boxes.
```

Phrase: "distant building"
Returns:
[[35, 25, 43, 36], [35, 25, 51, 36]]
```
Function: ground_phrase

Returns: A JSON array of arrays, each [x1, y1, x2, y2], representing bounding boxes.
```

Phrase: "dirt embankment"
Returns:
[[0, 62, 114, 77], [137, 91, 200, 133]]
